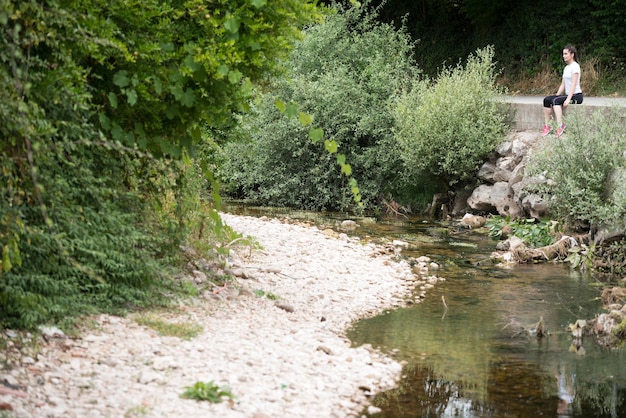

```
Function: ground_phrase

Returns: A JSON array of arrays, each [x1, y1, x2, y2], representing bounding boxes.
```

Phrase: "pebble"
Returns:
[[1, 213, 443, 417]]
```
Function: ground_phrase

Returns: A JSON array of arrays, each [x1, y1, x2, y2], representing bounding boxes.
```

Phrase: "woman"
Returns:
[[542, 45, 583, 137]]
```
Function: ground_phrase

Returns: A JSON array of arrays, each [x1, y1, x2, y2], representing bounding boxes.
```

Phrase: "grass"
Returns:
[[134, 314, 203, 340], [253, 289, 279, 300]]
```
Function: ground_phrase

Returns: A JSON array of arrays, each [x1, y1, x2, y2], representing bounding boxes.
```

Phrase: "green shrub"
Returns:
[[218, 4, 420, 211], [0, 141, 178, 329], [524, 107, 626, 229], [394, 46, 509, 190]]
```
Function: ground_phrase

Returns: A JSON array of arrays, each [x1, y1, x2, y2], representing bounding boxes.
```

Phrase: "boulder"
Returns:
[[521, 194, 548, 219], [467, 182, 524, 218]]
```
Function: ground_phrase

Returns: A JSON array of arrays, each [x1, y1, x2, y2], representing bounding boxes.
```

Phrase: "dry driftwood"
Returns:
[[512, 236, 575, 263]]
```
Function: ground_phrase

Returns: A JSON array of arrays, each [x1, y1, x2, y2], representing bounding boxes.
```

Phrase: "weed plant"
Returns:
[[180, 381, 235, 403]]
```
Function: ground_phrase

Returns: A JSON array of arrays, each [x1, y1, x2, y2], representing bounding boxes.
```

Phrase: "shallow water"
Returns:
[[347, 218, 626, 418], [223, 204, 626, 417]]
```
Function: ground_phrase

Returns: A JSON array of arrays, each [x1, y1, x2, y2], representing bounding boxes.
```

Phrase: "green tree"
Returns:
[[219, 4, 420, 211]]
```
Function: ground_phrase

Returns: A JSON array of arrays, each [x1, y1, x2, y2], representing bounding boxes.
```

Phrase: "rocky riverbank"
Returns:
[[1, 213, 443, 417]]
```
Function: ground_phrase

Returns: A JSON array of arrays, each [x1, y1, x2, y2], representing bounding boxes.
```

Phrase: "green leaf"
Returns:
[[2, 246, 12, 272], [285, 102, 298, 118], [191, 126, 202, 142], [336, 154, 346, 165], [228, 70, 242, 84], [154, 77, 162, 95], [111, 123, 124, 141], [137, 135, 147, 149], [126, 89, 138, 106], [308, 127, 323, 143], [324, 139, 338, 154], [108, 92, 118, 109], [275, 99, 286, 113], [113, 70, 129, 88], [217, 65, 229, 77], [181, 88, 195, 107], [183, 55, 201, 72], [249, 0, 267, 7], [298, 112, 313, 126], [99, 113, 111, 129], [224, 15, 241, 34], [165, 104, 179, 119], [241, 79, 253, 95], [341, 163, 352, 176], [179, 135, 192, 149]]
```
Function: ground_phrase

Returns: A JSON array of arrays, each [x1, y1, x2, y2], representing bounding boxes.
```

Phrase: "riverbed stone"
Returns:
[[2, 213, 427, 418]]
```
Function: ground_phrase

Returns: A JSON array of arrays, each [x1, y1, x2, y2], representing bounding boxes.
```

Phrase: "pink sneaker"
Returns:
[[555, 124, 565, 137], [541, 125, 551, 136]]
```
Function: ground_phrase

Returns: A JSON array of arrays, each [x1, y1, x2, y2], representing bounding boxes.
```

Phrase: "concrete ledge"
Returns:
[[502, 96, 626, 131]]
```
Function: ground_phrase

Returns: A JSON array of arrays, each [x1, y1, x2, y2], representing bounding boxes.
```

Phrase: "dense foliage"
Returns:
[[218, 5, 420, 211], [394, 46, 509, 190], [368, 0, 626, 94], [0, 0, 321, 328], [523, 108, 626, 229]]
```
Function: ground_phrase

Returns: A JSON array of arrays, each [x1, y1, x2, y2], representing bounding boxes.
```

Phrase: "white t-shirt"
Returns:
[[563, 62, 582, 95]]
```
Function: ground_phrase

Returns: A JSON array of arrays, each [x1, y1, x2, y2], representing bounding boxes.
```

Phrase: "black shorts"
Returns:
[[543, 93, 583, 107]]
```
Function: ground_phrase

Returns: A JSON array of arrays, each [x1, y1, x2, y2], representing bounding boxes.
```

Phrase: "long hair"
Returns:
[[564, 44, 578, 62]]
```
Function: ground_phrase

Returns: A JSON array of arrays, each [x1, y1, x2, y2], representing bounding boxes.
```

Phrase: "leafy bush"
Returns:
[[524, 108, 626, 229], [218, 4, 420, 211], [394, 46, 509, 190]]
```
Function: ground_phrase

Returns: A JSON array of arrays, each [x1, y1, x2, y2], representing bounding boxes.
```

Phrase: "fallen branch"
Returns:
[[0, 386, 27, 398]]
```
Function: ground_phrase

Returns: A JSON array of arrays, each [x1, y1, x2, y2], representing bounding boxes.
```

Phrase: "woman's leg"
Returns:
[[550, 96, 568, 126], [543, 106, 553, 125], [553, 104, 563, 126]]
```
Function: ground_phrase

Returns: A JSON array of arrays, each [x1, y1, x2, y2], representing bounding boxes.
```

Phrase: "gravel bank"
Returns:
[[1, 213, 435, 418]]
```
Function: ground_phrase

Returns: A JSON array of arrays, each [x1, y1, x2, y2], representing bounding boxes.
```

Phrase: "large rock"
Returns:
[[467, 130, 552, 219], [467, 182, 524, 218], [521, 194, 548, 219]]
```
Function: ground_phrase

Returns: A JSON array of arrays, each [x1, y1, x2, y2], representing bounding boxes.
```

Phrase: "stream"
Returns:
[[224, 204, 626, 417]]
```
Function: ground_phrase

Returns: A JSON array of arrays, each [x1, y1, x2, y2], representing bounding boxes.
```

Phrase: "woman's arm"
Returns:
[[556, 80, 565, 96], [564, 72, 579, 109]]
